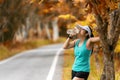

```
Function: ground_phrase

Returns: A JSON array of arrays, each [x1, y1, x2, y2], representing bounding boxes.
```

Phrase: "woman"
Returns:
[[63, 24, 100, 80]]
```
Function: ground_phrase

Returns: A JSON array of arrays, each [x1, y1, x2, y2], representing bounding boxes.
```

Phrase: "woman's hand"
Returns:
[[63, 38, 77, 49]]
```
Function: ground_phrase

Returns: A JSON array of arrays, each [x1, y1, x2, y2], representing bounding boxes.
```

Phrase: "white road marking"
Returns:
[[0, 46, 64, 80], [46, 48, 64, 80]]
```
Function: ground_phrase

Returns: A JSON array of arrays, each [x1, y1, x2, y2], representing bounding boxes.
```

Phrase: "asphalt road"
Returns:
[[0, 43, 64, 80]]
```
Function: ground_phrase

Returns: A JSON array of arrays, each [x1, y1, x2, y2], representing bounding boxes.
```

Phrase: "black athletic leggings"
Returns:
[[72, 70, 89, 80]]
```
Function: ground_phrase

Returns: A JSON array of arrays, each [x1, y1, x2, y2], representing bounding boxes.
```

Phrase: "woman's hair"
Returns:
[[86, 26, 94, 39]]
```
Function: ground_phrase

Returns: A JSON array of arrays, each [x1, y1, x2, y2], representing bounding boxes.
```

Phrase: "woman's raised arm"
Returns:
[[86, 37, 100, 50], [63, 38, 77, 49], [89, 37, 100, 43]]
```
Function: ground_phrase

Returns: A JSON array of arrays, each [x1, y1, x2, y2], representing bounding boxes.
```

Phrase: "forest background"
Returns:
[[0, 0, 120, 80]]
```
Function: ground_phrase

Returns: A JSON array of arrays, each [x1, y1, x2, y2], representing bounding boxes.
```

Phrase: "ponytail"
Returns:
[[88, 26, 94, 55]]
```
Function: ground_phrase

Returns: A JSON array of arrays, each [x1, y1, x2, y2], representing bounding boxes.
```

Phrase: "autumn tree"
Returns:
[[0, 0, 34, 43], [36, 0, 77, 41], [85, 0, 120, 80], [27, 0, 60, 40]]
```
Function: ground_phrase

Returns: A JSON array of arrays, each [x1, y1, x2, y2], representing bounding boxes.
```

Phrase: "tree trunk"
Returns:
[[52, 18, 59, 41], [36, 20, 42, 38], [94, 45, 100, 70], [14, 27, 23, 42], [44, 22, 51, 40], [100, 51, 115, 80], [26, 17, 31, 38], [21, 24, 27, 40], [94, 8, 120, 80]]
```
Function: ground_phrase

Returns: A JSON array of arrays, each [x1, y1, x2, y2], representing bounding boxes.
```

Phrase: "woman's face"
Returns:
[[77, 28, 88, 38]]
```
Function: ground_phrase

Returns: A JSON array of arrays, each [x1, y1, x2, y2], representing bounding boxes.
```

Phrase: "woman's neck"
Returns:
[[77, 37, 86, 47], [79, 37, 86, 42]]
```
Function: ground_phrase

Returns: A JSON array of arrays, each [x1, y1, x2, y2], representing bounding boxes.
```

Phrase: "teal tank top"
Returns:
[[72, 39, 92, 72]]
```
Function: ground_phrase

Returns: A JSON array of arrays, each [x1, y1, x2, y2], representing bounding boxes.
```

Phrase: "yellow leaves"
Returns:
[[58, 14, 77, 29], [106, 0, 118, 10], [55, 2, 69, 13], [78, 21, 89, 26], [115, 40, 120, 53], [74, 14, 95, 26], [115, 45, 120, 53], [58, 14, 77, 20], [43, 9, 49, 14], [30, 0, 35, 4], [30, 0, 43, 4], [86, 14, 95, 23], [38, 0, 44, 4], [67, 23, 76, 29]]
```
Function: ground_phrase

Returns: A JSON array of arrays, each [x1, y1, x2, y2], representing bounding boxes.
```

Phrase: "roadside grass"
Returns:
[[0, 46, 10, 60], [88, 54, 103, 80], [63, 48, 120, 80], [0, 37, 66, 61], [63, 49, 74, 80]]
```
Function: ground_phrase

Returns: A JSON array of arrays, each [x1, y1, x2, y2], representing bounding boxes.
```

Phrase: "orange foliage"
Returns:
[[0, 0, 4, 4], [87, 0, 120, 16]]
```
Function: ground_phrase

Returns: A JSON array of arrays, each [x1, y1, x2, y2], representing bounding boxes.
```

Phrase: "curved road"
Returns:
[[0, 44, 64, 80]]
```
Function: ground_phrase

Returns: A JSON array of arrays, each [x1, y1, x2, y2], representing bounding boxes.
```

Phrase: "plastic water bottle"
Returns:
[[67, 27, 79, 36]]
